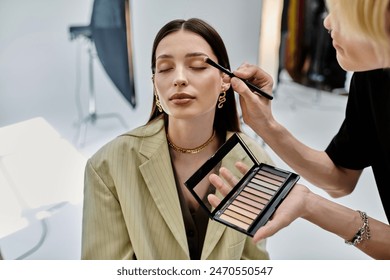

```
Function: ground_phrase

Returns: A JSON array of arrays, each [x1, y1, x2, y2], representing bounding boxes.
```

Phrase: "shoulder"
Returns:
[[349, 69, 390, 106], [351, 69, 390, 89], [353, 69, 390, 78], [89, 117, 165, 165], [122, 116, 165, 138]]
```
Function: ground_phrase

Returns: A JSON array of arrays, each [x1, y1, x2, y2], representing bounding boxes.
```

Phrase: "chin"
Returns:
[[337, 57, 371, 72]]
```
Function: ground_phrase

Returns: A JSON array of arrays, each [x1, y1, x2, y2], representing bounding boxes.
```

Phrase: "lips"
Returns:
[[169, 93, 195, 105], [169, 93, 195, 100]]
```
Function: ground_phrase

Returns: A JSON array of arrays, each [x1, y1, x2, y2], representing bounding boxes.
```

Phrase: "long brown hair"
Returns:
[[147, 18, 241, 138]]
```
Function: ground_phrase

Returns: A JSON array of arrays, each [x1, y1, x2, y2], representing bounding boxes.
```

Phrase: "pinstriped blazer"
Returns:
[[81, 117, 274, 260]]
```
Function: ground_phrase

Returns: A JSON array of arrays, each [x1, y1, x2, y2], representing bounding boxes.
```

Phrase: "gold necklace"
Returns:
[[167, 131, 216, 154]]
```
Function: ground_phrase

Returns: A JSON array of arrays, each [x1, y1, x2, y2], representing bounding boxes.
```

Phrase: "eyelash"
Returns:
[[158, 68, 172, 73], [190, 66, 207, 70], [158, 66, 207, 73]]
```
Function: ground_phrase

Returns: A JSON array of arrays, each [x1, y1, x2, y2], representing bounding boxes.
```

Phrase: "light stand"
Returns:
[[69, 26, 128, 147]]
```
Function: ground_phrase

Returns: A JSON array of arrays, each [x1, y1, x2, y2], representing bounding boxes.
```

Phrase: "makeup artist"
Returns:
[[210, 0, 390, 259], [81, 18, 273, 260]]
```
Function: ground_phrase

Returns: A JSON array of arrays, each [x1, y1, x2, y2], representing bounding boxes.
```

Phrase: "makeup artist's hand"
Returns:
[[251, 184, 310, 243], [227, 64, 275, 135]]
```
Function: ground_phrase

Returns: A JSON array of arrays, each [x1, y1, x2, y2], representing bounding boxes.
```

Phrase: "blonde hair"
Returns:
[[326, 0, 390, 65]]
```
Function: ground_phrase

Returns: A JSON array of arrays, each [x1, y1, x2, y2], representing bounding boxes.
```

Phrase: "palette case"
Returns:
[[184, 133, 300, 237]]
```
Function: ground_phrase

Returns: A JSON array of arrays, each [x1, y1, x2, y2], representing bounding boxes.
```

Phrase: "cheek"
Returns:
[[333, 33, 381, 71], [204, 75, 223, 93], [204, 79, 223, 103], [154, 78, 169, 96]]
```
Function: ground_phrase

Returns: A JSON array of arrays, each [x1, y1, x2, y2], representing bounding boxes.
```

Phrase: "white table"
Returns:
[[0, 118, 87, 259]]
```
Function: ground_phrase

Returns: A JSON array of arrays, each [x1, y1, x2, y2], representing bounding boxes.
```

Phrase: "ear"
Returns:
[[221, 82, 231, 92]]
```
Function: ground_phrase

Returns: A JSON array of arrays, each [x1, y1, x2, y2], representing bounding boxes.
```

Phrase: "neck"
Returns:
[[167, 117, 216, 151]]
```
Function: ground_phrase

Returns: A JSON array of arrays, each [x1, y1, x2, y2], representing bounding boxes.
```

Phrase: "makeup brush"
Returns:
[[204, 57, 273, 100]]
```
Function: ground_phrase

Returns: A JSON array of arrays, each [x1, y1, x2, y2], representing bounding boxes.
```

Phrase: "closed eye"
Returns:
[[157, 68, 173, 73], [189, 66, 207, 71]]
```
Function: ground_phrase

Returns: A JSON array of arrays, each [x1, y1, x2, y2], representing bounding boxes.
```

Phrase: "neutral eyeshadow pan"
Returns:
[[255, 174, 283, 186], [220, 213, 250, 230], [240, 190, 269, 205], [232, 200, 261, 215], [236, 195, 264, 209], [224, 208, 253, 225], [245, 185, 265, 197], [251, 178, 280, 191], [247, 182, 275, 196], [258, 170, 285, 182], [227, 204, 258, 220]]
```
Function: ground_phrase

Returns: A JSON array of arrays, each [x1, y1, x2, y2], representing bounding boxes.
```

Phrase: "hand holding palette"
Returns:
[[185, 133, 300, 237]]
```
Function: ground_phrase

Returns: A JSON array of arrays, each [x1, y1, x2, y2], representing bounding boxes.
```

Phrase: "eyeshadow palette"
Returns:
[[184, 133, 300, 236]]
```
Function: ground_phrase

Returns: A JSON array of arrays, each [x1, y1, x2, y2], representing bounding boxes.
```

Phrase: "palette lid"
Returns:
[[184, 133, 259, 216]]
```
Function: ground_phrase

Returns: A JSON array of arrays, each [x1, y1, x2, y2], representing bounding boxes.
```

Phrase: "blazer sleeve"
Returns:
[[81, 160, 135, 260], [241, 237, 269, 260]]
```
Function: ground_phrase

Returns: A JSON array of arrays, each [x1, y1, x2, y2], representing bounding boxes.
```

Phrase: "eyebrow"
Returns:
[[156, 52, 208, 60]]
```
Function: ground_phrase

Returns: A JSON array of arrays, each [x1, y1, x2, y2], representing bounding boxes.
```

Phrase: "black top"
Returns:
[[177, 187, 210, 260], [326, 69, 390, 223], [173, 167, 213, 260]]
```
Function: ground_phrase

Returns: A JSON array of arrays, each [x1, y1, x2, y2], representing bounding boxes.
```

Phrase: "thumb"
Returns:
[[252, 221, 279, 243], [230, 77, 256, 100]]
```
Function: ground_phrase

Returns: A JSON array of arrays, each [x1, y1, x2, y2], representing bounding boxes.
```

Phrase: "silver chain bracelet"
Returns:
[[345, 210, 371, 246]]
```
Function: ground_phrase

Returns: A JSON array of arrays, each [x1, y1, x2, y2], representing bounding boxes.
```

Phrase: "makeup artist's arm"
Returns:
[[208, 176, 390, 260], [228, 64, 361, 197]]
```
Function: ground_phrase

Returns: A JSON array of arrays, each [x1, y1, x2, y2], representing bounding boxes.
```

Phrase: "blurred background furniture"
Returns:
[[0, 118, 86, 259], [278, 0, 346, 92]]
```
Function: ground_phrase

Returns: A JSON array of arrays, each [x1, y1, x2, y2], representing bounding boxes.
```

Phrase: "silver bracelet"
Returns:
[[345, 210, 371, 246]]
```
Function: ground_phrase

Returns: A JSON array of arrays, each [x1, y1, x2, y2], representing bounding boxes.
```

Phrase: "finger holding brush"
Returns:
[[219, 61, 276, 136], [204, 57, 273, 100]]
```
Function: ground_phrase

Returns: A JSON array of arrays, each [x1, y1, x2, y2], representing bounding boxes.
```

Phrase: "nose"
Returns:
[[173, 68, 188, 87], [323, 13, 331, 32], [174, 78, 187, 87]]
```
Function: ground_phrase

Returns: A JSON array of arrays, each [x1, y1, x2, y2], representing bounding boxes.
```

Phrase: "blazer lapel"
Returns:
[[200, 190, 226, 259], [137, 120, 189, 257]]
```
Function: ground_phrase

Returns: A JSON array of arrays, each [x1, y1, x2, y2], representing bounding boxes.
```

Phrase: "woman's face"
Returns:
[[323, 9, 387, 71], [153, 29, 227, 121]]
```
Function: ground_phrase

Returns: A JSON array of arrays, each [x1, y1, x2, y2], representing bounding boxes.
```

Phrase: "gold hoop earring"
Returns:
[[152, 74, 163, 113], [217, 91, 226, 109], [154, 91, 163, 113]]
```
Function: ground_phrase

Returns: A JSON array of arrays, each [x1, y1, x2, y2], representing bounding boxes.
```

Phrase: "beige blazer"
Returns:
[[81, 118, 273, 260]]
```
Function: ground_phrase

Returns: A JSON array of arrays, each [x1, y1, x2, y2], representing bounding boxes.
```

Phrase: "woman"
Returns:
[[81, 18, 272, 260], [209, 0, 390, 259]]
